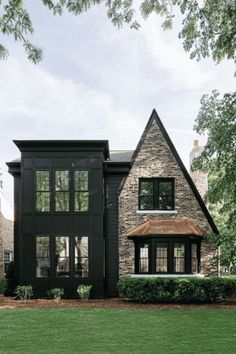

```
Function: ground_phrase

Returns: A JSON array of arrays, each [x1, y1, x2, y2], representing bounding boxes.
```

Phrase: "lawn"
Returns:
[[0, 308, 236, 353]]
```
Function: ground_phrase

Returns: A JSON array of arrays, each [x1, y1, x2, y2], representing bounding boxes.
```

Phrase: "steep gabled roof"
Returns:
[[131, 109, 219, 235]]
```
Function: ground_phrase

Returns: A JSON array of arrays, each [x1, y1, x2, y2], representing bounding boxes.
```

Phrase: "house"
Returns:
[[0, 187, 14, 277], [6, 110, 219, 298]]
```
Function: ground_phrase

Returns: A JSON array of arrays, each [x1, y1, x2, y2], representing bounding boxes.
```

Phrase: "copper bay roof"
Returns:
[[127, 219, 204, 238]]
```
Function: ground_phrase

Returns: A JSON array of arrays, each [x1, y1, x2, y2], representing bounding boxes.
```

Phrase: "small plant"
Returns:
[[0, 278, 7, 295], [14, 285, 33, 301], [77, 284, 92, 300], [48, 288, 64, 303]]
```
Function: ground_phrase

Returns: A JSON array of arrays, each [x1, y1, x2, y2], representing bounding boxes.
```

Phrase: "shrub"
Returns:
[[0, 278, 7, 295], [14, 285, 33, 301], [117, 277, 236, 304], [77, 285, 92, 300], [48, 288, 64, 302]]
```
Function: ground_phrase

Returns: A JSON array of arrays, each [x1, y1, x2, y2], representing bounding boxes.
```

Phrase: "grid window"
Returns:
[[174, 243, 185, 273], [4, 250, 13, 274], [55, 171, 69, 212], [55, 236, 70, 277], [35, 171, 50, 212], [156, 243, 168, 273], [139, 244, 149, 273], [74, 237, 89, 278], [74, 171, 89, 212], [191, 243, 198, 274], [139, 178, 174, 210], [36, 237, 50, 278]]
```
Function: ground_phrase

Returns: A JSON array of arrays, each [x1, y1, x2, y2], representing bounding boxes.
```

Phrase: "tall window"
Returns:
[[36, 171, 50, 212], [55, 171, 69, 212], [139, 178, 174, 210], [191, 243, 198, 274], [74, 237, 89, 278], [74, 171, 89, 212], [55, 236, 70, 277], [4, 250, 13, 274], [174, 243, 185, 273], [139, 244, 149, 273], [156, 243, 168, 273], [36, 237, 50, 278]]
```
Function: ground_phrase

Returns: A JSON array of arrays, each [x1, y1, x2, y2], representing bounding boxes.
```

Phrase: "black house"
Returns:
[[7, 110, 219, 298]]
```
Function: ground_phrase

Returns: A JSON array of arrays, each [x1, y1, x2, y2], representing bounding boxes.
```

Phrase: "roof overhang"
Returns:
[[127, 219, 205, 239]]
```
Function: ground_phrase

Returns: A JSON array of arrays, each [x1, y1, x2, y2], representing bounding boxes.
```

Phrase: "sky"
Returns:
[[0, 1, 235, 206]]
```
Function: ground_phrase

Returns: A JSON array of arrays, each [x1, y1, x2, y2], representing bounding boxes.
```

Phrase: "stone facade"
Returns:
[[0, 191, 14, 277], [118, 116, 218, 277]]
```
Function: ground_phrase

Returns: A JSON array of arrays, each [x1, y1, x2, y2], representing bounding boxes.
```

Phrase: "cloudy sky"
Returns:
[[0, 1, 235, 205]]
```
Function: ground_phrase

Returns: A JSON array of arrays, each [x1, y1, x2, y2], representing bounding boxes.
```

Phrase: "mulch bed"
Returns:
[[1, 296, 236, 309]]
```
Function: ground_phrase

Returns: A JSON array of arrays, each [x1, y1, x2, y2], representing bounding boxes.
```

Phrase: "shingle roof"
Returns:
[[109, 150, 134, 162]]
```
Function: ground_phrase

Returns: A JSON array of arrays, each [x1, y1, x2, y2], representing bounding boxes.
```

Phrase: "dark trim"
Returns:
[[131, 109, 219, 235], [6, 161, 21, 176], [13, 140, 110, 159]]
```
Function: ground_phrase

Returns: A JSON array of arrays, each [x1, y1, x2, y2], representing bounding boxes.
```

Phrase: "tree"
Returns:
[[0, 0, 235, 64], [193, 91, 236, 273]]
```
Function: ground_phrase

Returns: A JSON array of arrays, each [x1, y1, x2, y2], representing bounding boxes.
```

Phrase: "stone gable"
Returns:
[[119, 116, 218, 276]]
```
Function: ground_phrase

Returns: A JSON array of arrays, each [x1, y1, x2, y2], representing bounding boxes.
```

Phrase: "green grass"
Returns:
[[0, 308, 236, 353]]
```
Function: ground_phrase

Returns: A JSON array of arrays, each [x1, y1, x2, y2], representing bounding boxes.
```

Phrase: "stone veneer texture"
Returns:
[[0, 212, 13, 276], [118, 118, 218, 276]]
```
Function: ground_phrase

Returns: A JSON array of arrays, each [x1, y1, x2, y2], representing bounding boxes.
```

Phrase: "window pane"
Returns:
[[139, 244, 149, 273], [140, 196, 153, 210], [140, 181, 153, 196], [75, 237, 88, 278], [156, 243, 168, 273], [75, 171, 88, 191], [174, 243, 185, 273], [36, 171, 50, 191], [36, 192, 50, 212], [55, 171, 69, 191], [36, 237, 50, 278], [75, 192, 89, 212], [191, 243, 198, 274], [55, 192, 69, 211], [55, 236, 70, 277], [159, 181, 173, 210]]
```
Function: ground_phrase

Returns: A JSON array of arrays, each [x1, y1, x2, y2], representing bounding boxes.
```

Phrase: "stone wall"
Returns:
[[0, 212, 14, 277], [118, 118, 218, 277]]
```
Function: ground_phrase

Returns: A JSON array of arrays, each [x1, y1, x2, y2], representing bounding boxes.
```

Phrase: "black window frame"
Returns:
[[135, 237, 201, 275], [54, 170, 70, 213], [139, 178, 175, 211], [74, 170, 89, 212], [35, 170, 51, 213]]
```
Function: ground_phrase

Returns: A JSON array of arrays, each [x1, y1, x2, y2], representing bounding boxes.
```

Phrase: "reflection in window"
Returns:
[[139, 244, 149, 273], [74, 237, 88, 278], [55, 171, 69, 211], [74, 171, 89, 212], [36, 171, 50, 212], [55, 236, 69, 277], [174, 243, 185, 273], [158, 181, 173, 210], [139, 181, 154, 210], [191, 243, 198, 274], [4, 250, 13, 274], [36, 237, 50, 278], [156, 243, 168, 272]]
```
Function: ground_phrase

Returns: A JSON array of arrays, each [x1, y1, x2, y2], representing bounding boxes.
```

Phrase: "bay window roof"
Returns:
[[127, 219, 204, 238]]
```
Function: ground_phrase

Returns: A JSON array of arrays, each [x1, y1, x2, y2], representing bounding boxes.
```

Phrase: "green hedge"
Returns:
[[117, 277, 236, 303]]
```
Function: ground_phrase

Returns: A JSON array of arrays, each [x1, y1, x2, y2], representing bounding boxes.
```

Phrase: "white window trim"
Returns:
[[136, 210, 177, 214]]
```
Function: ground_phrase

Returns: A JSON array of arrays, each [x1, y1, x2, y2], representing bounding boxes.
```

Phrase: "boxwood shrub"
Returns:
[[117, 277, 236, 303]]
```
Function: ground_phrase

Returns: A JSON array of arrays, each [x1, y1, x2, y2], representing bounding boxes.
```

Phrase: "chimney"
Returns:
[[190, 140, 208, 200]]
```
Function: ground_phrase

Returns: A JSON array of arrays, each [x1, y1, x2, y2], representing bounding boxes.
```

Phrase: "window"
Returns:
[[139, 178, 174, 210], [173, 242, 185, 273], [55, 171, 69, 212], [74, 237, 88, 278], [35, 171, 50, 212], [74, 171, 89, 212], [36, 237, 50, 278], [139, 244, 149, 273], [55, 236, 70, 277], [156, 243, 168, 273], [191, 243, 198, 274], [4, 250, 13, 274], [136, 239, 200, 275]]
